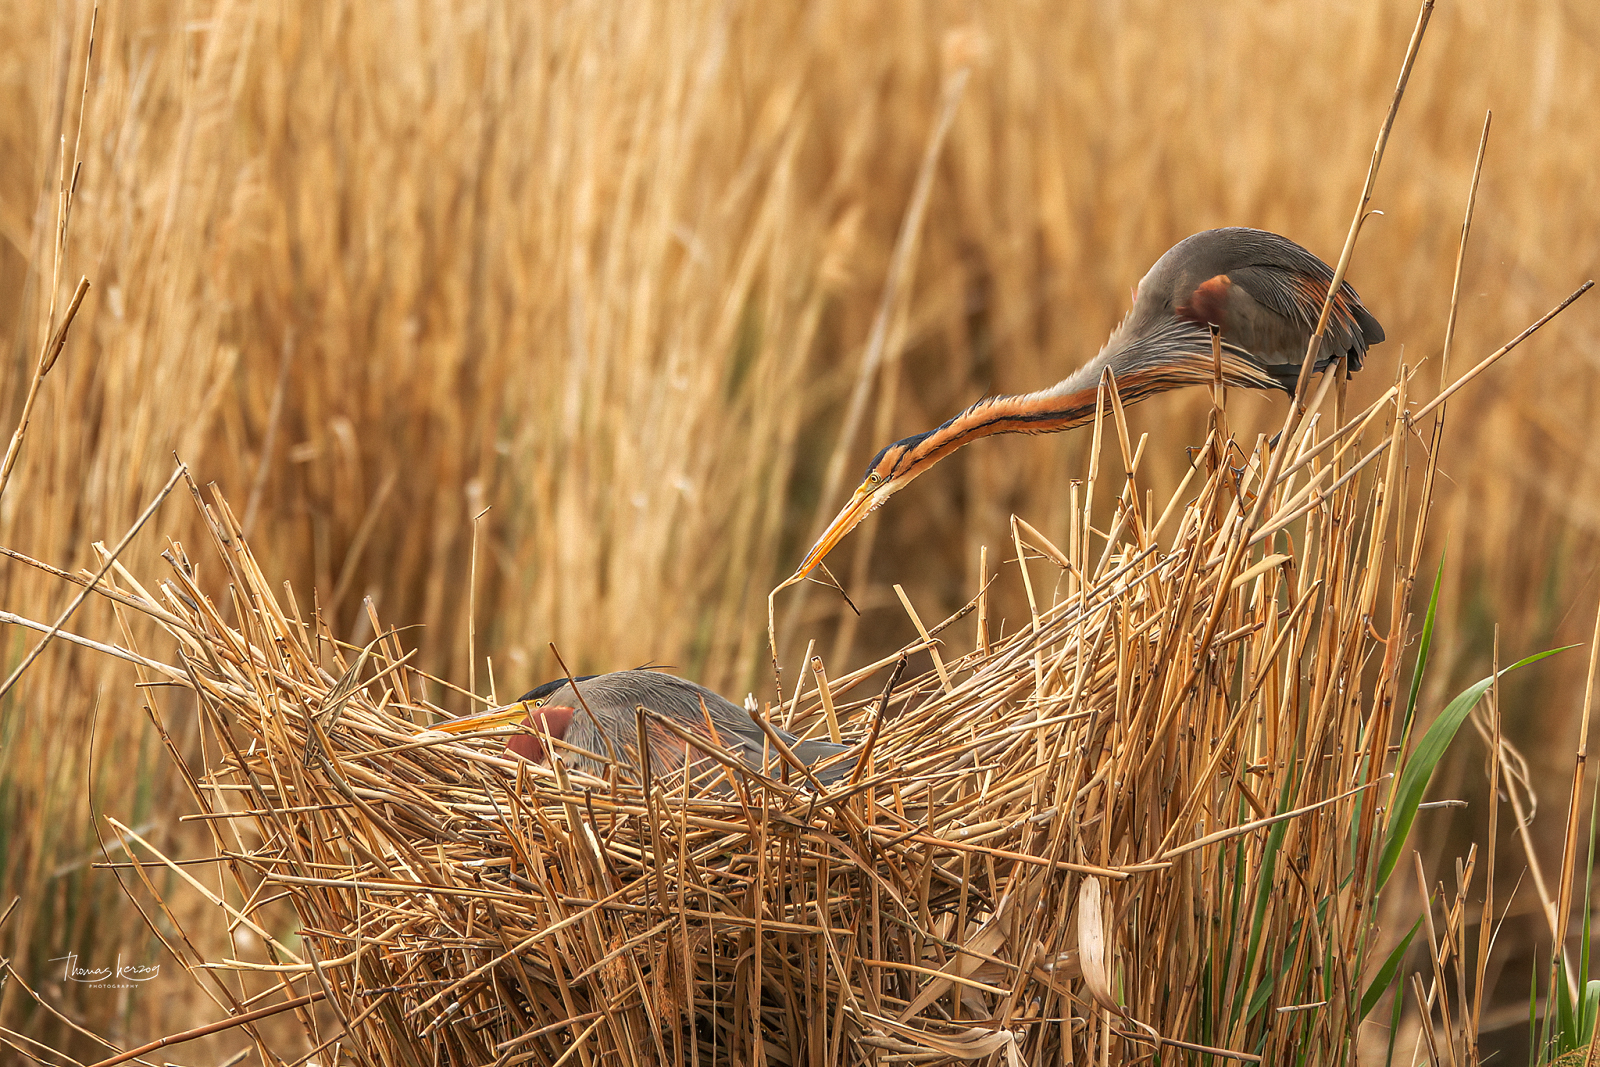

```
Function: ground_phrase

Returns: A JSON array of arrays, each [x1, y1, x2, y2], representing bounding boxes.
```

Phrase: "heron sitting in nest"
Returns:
[[434, 669, 856, 785]]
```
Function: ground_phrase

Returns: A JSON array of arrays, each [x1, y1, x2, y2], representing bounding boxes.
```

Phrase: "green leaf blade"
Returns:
[[1378, 645, 1572, 889]]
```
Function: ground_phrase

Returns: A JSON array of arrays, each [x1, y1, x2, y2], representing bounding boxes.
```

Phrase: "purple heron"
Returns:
[[795, 227, 1383, 578]]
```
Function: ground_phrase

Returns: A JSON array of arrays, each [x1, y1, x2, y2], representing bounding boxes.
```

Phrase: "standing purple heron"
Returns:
[[795, 227, 1384, 578], [435, 670, 855, 784]]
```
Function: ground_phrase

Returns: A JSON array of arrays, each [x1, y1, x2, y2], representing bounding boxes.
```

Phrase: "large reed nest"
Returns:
[[20, 362, 1479, 1066]]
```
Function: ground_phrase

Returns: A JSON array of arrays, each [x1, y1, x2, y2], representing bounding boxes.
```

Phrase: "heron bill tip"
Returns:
[[794, 484, 879, 579]]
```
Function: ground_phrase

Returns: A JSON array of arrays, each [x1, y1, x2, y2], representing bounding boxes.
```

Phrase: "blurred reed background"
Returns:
[[1, 0, 1597, 1058]]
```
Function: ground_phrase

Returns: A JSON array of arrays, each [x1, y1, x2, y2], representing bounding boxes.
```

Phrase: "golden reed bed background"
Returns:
[[1, 0, 1597, 1057]]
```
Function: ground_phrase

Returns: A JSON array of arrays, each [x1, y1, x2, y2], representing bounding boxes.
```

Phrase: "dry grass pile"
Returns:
[[5, 340, 1543, 1064]]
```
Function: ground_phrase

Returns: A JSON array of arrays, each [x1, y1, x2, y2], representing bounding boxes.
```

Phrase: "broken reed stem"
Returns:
[[783, 636, 816, 728], [468, 504, 490, 701], [891, 585, 951, 695], [0, 277, 90, 503], [0, 463, 186, 704], [811, 654, 843, 743], [977, 544, 991, 659]]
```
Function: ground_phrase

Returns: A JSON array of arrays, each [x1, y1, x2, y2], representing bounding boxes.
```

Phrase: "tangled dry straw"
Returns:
[[13, 335, 1571, 1064]]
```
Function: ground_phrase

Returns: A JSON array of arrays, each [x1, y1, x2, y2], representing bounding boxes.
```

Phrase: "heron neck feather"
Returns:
[[905, 384, 1104, 473], [898, 322, 1235, 478]]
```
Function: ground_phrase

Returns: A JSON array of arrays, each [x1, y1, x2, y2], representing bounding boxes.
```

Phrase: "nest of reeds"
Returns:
[[28, 357, 1481, 1066]]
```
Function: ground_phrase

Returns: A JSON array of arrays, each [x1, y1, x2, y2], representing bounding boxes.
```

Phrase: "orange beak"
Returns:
[[432, 701, 533, 736], [795, 482, 881, 579], [433, 702, 576, 762]]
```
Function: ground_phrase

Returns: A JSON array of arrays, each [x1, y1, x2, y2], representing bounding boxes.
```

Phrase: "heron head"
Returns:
[[431, 682, 581, 761], [795, 432, 932, 578]]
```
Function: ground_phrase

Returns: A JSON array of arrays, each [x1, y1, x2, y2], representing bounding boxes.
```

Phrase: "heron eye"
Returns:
[[868, 473, 881, 485]]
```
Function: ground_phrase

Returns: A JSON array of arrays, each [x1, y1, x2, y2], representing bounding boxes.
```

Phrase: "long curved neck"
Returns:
[[904, 353, 1161, 473], [886, 317, 1282, 492], [915, 316, 1279, 461], [930, 383, 1104, 457]]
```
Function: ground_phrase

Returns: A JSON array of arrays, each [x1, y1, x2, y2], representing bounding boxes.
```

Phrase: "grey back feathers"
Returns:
[[536, 670, 855, 785], [1098, 227, 1383, 393]]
